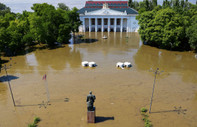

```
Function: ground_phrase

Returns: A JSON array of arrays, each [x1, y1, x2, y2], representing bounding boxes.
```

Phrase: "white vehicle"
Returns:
[[124, 62, 132, 68], [81, 61, 89, 67], [102, 35, 107, 39], [116, 62, 125, 69], [89, 62, 97, 67]]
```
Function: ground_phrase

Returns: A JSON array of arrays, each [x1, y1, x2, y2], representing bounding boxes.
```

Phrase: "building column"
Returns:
[[101, 18, 104, 32], [114, 18, 117, 32], [95, 18, 98, 32], [83, 18, 85, 32], [120, 18, 123, 32], [89, 18, 91, 32], [108, 18, 110, 32], [127, 18, 129, 32]]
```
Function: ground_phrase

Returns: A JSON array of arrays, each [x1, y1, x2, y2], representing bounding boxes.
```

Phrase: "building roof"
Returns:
[[78, 1, 138, 15]]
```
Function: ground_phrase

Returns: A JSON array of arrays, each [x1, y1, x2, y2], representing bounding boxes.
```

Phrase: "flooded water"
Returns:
[[0, 32, 197, 127]]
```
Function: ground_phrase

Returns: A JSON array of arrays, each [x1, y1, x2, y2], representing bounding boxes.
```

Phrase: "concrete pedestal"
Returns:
[[87, 108, 96, 123]]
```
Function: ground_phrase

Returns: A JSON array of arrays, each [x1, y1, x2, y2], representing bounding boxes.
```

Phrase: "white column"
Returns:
[[102, 18, 104, 32], [89, 18, 91, 32], [114, 18, 117, 32], [127, 18, 129, 32], [120, 18, 123, 32], [83, 18, 85, 32], [108, 18, 110, 32], [95, 18, 98, 32]]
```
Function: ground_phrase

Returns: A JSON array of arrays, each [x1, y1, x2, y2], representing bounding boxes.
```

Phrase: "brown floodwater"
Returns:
[[0, 32, 197, 127]]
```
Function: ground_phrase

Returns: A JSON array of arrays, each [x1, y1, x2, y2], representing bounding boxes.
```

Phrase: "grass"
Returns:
[[141, 107, 148, 113], [140, 107, 153, 127], [28, 123, 36, 127], [28, 117, 41, 127], [34, 117, 41, 124]]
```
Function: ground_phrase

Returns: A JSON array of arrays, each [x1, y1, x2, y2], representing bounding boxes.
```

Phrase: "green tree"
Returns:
[[30, 3, 61, 46], [133, 1, 140, 10], [0, 3, 10, 16], [186, 15, 197, 51], [58, 3, 70, 11], [173, 0, 180, 8], [163, 0, 171, 8], [152, 0, 157, 8], [56, 8, 72, 43], [0, 13, 15, 28], [1, 19, 28, 55], [138, 8, 188, 50], [138, 2, 146, 13], [67, 7, 82, 43], [180, 0, 185, 8], [145, 0, 150, 10], [30, 3, 81, 45], [128, 0, 134, 8]]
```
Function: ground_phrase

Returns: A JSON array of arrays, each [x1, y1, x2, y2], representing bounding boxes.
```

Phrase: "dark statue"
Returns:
[[86, 91, 96, 111]]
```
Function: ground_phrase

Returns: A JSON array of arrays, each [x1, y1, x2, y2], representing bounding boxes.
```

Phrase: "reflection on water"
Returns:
[[134, 45, 197, 72], [134, 45, 197, 83], [0, 32, 197, 127], [26, 53, 38, 66]]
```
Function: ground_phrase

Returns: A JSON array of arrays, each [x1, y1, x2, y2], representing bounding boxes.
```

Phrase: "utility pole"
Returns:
[[2, 64, 16, 107], [149, 68, 163, 113]]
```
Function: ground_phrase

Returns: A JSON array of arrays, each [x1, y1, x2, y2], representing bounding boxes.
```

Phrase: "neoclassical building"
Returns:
[[78, 1, 139, 32]]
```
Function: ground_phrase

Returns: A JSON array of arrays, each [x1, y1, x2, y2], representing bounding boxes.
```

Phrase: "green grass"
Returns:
[[28, 123, 36, 127], [140, 107, 153, 127], [28, 117, 41, 127], [141, 107, 148, 113], [34, 117, 41, 124]]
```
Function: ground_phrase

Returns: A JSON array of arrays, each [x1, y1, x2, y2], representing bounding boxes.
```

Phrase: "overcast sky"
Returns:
[[1, 0, 196, 13]]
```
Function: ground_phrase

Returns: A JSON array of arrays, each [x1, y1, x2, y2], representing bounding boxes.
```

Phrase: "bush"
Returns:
[[141, 107, 148, 113], [34, 117, 41, 124]]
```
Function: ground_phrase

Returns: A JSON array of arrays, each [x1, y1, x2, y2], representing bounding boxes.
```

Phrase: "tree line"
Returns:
[[0, 3, 81, 56], [129, 0, 197, 51]]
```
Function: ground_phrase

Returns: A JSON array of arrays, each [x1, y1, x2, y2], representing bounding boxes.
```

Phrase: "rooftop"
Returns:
[[78, 1, 138, 15]]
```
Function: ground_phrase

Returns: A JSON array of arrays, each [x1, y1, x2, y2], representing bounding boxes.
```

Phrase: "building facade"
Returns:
[[78, 1, 139, 32]]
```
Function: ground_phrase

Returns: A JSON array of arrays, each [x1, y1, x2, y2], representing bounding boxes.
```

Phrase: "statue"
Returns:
[[86, 91, 96, 111]]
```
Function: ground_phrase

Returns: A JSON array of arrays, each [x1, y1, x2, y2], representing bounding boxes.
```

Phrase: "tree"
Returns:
[[0, 3, 10, 16], [145, 0, 150, 11], [186, 15, 197, 51], [138, 8, 189, 50], [163, 0, 171, 8], [173, 0, 180, 8], [67, 7, 82, 43], [0, 2, 82, 56], [133, 1, 140, 10], [128, 0, 134, 8], [152, 0, 157, 8], [30, 3, 81, 45], [58, 3, 70, 11], [0, 19, 28, 55], [0, 13, 15, 28], [180, 0, 185, 8], [30, 3, 62, 46]]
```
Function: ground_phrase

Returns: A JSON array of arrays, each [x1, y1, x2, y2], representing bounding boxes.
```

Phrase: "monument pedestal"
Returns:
[[87, 107, 96, 123]]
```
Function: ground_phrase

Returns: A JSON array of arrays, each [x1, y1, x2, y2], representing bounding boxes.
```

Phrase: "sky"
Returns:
[[1, 0, 196, 13]]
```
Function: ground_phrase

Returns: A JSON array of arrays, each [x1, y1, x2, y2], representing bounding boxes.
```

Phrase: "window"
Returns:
[[117, 19, 120, 25], [104, 19, 108, 25], [91, 18, 95, 25], [98, 19, 101, 25], [110, 19, 114, 25]]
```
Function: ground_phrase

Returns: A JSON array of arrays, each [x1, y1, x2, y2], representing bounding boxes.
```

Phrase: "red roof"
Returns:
[[85, 1, 128, 9], [86, 1, 128, 4]]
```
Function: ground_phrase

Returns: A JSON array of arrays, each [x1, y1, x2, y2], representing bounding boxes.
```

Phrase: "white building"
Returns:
[[78, 1, 139, 32]]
